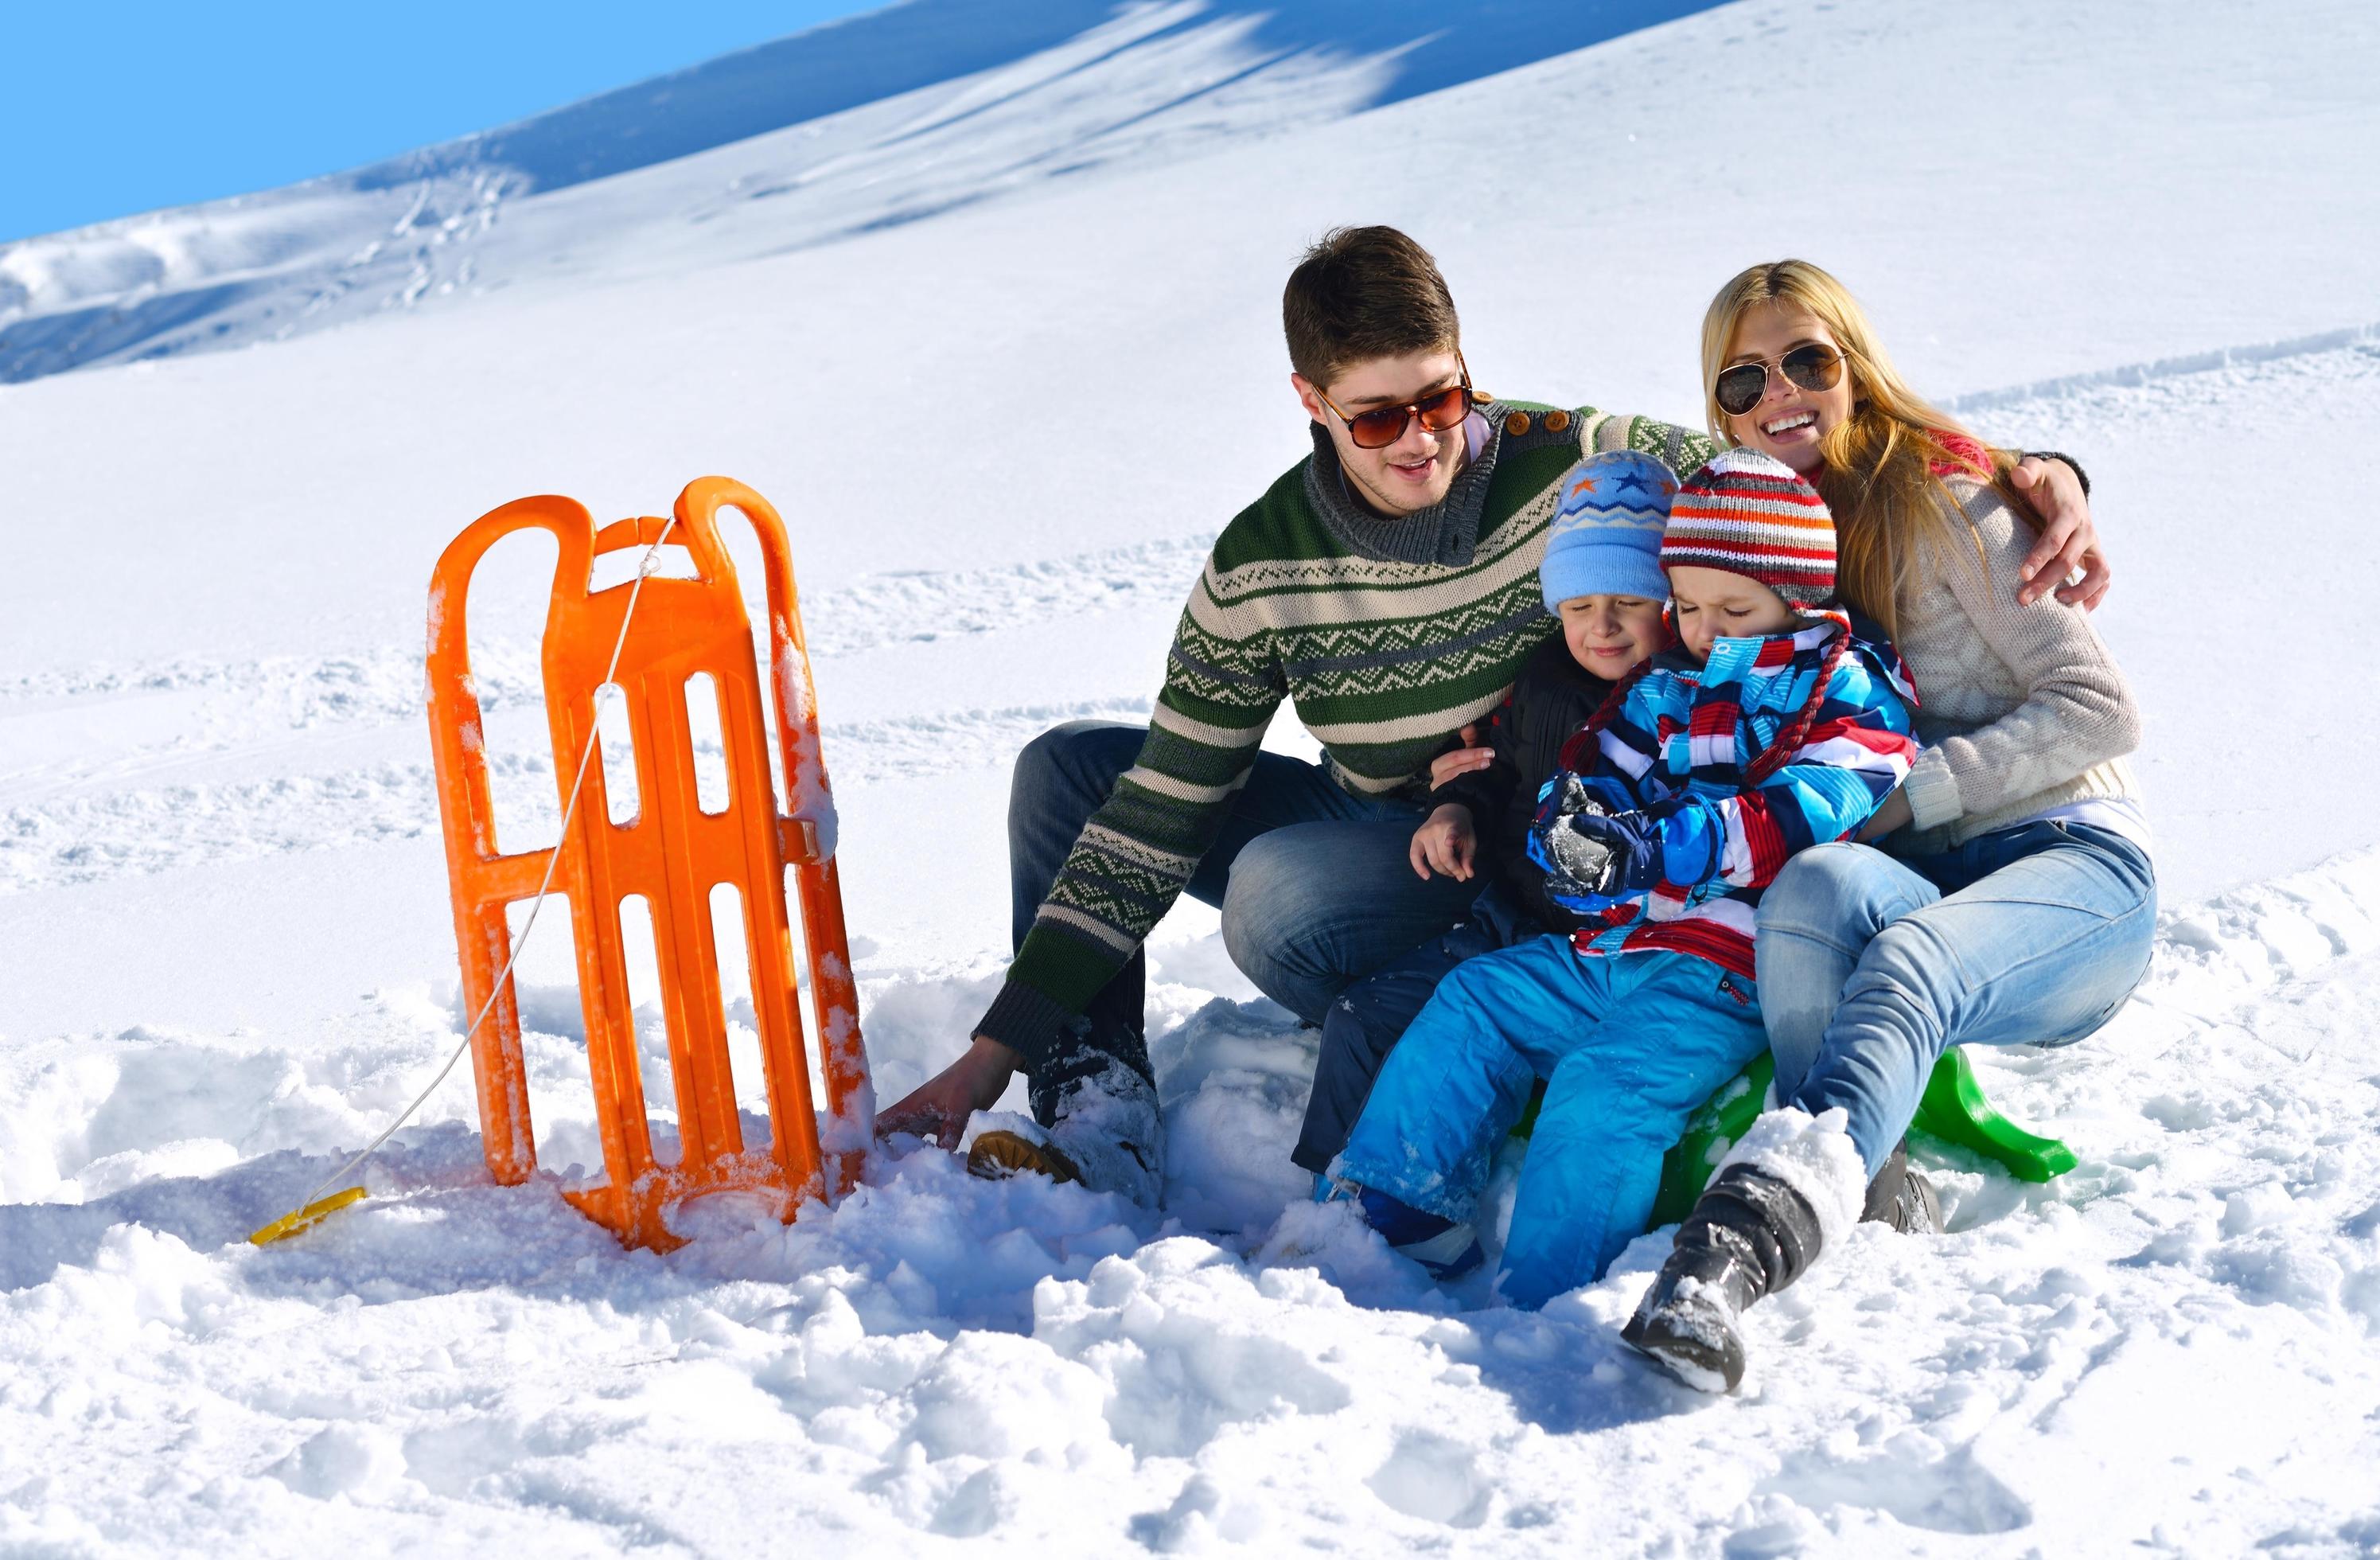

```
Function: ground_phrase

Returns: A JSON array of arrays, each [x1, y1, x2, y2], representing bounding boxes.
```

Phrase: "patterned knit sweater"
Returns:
[[1894, 477, 2144, 852], [976, 404, 1715, 1047]]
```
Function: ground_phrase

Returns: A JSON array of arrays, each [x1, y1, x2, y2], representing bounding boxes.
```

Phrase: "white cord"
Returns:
[[293, 518, 678, 1209]]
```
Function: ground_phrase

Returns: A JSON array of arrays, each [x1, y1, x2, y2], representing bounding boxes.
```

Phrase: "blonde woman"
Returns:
[[1624, 261, 2155, 1392]]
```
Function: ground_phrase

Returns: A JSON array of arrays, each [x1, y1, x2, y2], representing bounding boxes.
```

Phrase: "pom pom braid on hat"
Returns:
[[1663, 447, 1838, 610]]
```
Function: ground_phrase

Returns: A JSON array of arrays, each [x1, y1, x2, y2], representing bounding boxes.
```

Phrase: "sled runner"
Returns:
[[424, 476, 872, 1251], [1505, 1045, 2075, 1226]]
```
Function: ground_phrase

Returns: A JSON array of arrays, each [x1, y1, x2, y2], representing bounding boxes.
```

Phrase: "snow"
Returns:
[[5, 0, 2380, 1553], [0, 0, 1715, 384]]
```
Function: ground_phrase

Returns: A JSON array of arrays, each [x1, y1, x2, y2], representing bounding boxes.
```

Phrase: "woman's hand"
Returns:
[[1429, 723, 1494, 790], [1857, 787, 1914, 843], [2008, 456, 2110, 610], [1410, 802, 1478, 880], [876, 1035, 1020, 1149]]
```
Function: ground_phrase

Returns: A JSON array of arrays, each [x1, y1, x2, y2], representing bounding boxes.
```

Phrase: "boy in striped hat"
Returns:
[[1325, 448, 1921, 1307]]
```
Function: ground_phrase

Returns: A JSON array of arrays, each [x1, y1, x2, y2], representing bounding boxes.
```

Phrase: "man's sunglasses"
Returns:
[[1315, 357, 1478, 450], [1713, 342, 1848, 419]]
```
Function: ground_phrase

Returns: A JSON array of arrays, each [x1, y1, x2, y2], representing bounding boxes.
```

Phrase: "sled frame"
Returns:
[[424, 476, 871, 1251]]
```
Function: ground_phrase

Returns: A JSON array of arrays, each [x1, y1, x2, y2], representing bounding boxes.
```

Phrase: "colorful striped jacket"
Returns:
[[1527, 615, 1918, 978]]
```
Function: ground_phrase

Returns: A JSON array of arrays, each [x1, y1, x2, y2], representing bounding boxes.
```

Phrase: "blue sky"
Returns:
[[2, 2, 883, 244]]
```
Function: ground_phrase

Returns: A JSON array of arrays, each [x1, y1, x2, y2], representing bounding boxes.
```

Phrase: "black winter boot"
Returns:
[[1859, 1141, 1942, 1234], [1621, 1163, 1825, 1393]]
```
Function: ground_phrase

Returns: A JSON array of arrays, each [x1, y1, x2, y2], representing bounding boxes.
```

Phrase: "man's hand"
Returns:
[[1409, 802, 1478, 880], [876, 1035, 1021, 1149], [1429, 723, 1494, 790], [2008, 456, 2109, 610]]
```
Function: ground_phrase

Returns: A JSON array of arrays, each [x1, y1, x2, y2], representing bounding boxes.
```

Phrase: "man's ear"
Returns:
[[1290, 372, 1329, 426]]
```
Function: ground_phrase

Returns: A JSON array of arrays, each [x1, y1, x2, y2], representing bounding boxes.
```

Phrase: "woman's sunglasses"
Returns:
[[1713, 342, 1847, 419], [1315, 357, 1477, 450]]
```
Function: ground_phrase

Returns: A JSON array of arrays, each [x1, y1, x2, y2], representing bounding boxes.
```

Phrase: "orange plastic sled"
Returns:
[[425, 476, 871, 1251]]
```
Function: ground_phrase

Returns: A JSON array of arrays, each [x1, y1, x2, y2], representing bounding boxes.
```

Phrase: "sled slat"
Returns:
[[423, 478, 874, 1251]]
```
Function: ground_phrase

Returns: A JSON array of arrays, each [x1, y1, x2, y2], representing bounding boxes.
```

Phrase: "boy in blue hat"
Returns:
[[1288, 450, 1677, 1267]]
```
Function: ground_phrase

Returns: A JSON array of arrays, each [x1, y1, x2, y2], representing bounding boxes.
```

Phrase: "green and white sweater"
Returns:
[[975, 403, 1715, 1050]]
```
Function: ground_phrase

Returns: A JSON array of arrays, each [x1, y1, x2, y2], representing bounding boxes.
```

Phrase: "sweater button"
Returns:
[[1504, 411, 1532, 436], [1542, 409, 1571, 433]]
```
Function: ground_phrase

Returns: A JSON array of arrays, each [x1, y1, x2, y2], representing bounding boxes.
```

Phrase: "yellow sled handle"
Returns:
[[248, 1187, 368, 1246]]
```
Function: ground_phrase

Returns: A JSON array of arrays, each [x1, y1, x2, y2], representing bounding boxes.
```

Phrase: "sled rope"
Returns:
[[251, 517, 680, 1246]]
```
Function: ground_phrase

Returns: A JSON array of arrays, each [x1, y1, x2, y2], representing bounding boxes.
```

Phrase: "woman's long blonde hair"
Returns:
[[1700, 260, 2013, 636]]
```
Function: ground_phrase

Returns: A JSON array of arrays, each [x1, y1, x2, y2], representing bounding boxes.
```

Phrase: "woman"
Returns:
[[1623, 260, 2156, 1392]]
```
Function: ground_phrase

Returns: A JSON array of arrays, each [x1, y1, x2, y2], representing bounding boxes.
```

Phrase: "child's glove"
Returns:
[[1528, 774, 1621, 899], [1560, 807, 1664, 895]]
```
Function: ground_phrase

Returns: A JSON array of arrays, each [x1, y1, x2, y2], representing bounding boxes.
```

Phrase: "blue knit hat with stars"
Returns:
[[1538, 450, 1677, 610]]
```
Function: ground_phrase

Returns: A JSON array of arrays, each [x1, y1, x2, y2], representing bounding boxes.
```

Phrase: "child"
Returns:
[[1328, 447, 1919, 1308], [1290, 450, 1676, 1221]]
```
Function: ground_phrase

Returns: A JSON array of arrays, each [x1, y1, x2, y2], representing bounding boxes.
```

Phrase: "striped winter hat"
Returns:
[[1661, 447, 1837, 610]]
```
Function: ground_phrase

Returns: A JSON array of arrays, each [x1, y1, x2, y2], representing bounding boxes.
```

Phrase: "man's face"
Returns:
[[1293, 348, 1467, 516]]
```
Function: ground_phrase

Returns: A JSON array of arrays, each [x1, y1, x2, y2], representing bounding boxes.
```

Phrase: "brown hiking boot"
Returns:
[[964, 1059, 1164, 1206], [966, 1129, 1085, 1185]]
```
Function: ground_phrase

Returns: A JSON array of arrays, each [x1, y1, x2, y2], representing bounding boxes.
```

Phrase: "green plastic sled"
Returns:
[[1907, 1046, 2079, 1184], [1508, 1047, 2078, 1230]]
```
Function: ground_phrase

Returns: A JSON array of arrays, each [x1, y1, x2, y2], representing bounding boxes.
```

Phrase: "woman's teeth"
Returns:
[[1763, 411, 1817, 436]]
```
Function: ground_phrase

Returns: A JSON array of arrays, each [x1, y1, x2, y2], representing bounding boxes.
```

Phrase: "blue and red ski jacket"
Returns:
[[1527, 614, 1919, 978]]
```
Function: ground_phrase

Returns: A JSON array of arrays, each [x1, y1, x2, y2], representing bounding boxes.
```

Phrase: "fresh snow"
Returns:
[[5, 0, 2380, 1554]]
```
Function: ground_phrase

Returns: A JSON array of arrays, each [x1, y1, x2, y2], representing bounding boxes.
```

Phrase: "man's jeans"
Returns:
[[1755, 821, 2158, 1176], [1008, 720, 1478, 1120]]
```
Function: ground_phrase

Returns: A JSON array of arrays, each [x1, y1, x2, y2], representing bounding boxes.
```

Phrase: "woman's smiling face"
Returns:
[[1723, 303, 1857, 474]]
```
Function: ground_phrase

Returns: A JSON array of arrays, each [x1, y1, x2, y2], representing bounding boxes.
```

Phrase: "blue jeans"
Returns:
[[1293, 881, 1545, 1175], [1755, 822, 2158, 1176], [1007, 721, 1478, 1119], [1338, 936, 1770, 1308]]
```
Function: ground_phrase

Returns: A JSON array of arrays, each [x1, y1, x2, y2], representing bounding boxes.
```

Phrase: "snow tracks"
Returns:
[[0, 532, 1203, 895]]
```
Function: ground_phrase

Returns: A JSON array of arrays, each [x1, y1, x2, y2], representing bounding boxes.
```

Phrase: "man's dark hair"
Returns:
[[1282, 225, 1460, 391]]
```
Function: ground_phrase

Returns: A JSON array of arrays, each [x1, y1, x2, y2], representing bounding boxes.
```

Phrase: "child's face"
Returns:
[[1668, 566, 1800, 663], [1556, 594, 1665, 679]]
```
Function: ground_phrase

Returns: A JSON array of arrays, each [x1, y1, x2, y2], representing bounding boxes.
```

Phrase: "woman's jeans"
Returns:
[[1755, 821, 2158, 1176], [1007, 721, 1478, 1119]]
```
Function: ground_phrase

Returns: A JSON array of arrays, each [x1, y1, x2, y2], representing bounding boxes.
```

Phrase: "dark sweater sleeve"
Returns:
[[1432, 692, 1522, 829], [975, 568, 1287, 1050]]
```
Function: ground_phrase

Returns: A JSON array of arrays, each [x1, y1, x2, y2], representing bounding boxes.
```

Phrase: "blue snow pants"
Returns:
[[1334, 934, 1769, 1310], [1291, 882, 1546, 1176]]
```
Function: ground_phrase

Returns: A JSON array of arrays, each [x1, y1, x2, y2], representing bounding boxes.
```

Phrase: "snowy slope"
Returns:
[[0, 0, 1711, 383], [5, 0, 2380, 1553]]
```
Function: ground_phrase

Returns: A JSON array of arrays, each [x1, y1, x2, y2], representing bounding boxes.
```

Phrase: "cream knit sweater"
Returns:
[[1891, 478, 2143, 853]]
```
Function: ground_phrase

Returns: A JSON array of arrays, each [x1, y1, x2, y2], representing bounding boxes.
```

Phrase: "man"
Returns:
[[877, 226, 2101, 1203]]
